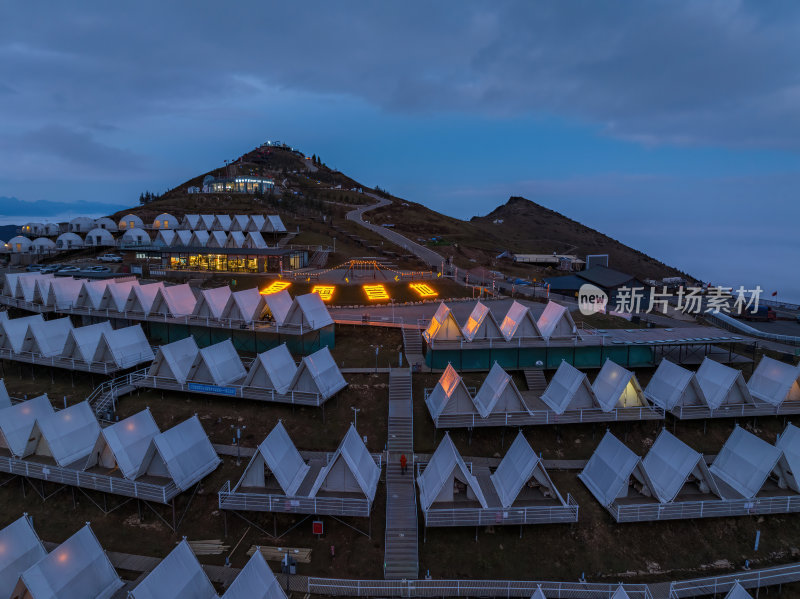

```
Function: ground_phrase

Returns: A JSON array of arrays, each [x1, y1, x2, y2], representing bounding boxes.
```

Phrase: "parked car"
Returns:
[[83, 265, 110, 273], [25, 264, 44, 272], [39, 264, 63, 274], [57, 266, 81, 273], [98, 254, 122, 263]]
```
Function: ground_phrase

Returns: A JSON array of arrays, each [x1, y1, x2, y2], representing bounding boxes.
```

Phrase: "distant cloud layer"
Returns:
[[0, 196, 126, 218], [2, 2, 800, 149]]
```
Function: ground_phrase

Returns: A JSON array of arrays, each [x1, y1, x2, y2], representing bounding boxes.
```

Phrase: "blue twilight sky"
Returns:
[[1, 2, 799, 299]]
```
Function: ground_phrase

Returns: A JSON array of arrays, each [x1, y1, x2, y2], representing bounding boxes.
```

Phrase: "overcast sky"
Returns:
[[1, 2, 799, 298]]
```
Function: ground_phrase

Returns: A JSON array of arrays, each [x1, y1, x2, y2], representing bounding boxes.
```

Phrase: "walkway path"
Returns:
[[346, 194, 445, 268], [384, 368, 419, 580]]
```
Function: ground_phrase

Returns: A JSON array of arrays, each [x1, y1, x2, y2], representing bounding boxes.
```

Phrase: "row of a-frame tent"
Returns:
[[148, 338, 347, 399], [417, 431, 570, 514], [148, 229, 279, 250], [427, 359, 649, 421], [423, 300, 578, 344], [0, 515, 288, 599], [0, 396, 220, 491], [646, 355, 800, 412], [175, 213, 287, 233], [528, 584, 754, 599], [580, 423, 800, 509], [0, 313, 153, 368], [228, 421, 381, 505], [2, 272, 333, 330]]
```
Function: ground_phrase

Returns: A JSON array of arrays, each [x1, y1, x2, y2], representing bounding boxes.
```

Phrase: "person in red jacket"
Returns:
[[400, 454, 407, 475]]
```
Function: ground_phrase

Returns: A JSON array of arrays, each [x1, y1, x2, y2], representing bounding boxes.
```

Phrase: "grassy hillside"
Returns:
[[112, 145, 692, 282], [369, 195, 692, 282]]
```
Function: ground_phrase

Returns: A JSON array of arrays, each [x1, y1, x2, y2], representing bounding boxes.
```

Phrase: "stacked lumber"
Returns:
[[247, 545, 312, 564], [186, 539, 230, 556]]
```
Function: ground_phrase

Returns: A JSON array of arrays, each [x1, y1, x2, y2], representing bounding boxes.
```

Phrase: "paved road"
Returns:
[[345, 193, 445, 268]]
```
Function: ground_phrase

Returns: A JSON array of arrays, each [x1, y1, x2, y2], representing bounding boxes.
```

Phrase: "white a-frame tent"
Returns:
[[226, 231, 246, 248], [60, 321, 113, 363], [641, 429, 721, 502], [723, 582, 755, 599], [579, 431, 655, 506], [44, 277, 84, 309], [0, 394, 54, 457], [423, 302, 463, 344], [21, 317, 73, 357], [185, 339, 246, 386], [99, 279, 139, 312], [207, 230, 228, 248], [150, 284, 197, 317], [85, 409, 160, 479], [0, 379, 9, 410], [461, 301, 503, 341], [243, 344, 297, 394], [0, 314, 44, 353], [261, 289, 292, 325], [192, 286, 232, 319], [747, 356, 800, 407], [93, 324, 154, 368], [309, 425, 380, 502], [417, 433, 488, 510], [0, 515, 47, 599], [776, 423, 800, 493], [472, 362, 529, 418], [32, 401, 100, 467], [75, 280, 111, 310], [237, 421, 310, 496], [212, 214, 232, 231], [592, 359, 648, 411], [540, 361, 597, 415], [499, 300, 542, 342], [125, 282, 165, 315], [425, 363, 477, 420], [491, 432, 564, 508], [710, 426, 782, 499], [537, 300, 577, 341], [282, 293, 334, 329], [644, 359, 707, 410], [264, 214, 286, 233], [129, 539, 217, 599], [12, 524, 122, 599], [291, 346, 347, 399], [148, 336, 200, 385], [695, 358, 755, 409], [172, 230, 193, 247], [222, 550, 288, 599], [221, 288, 266, 323], [142, 416, 221, 491]]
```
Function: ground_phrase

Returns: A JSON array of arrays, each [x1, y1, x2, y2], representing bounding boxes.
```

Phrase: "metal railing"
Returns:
[[706, 312, 800, 347], [0, 348, 151, 374], [427, 405, 666, 429], [0, 455, 178, 503], [671, 402, 800, 420], [610, 494, 800, 523], [423, 494, 579, 527], [303, 578, 653, 598], [134, 374, 326, 406], [669, 562, 800, 598], [218, 481, 372, 517]]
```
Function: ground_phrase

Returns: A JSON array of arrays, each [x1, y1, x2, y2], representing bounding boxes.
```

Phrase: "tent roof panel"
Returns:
[[130, 540, 216, 599], [0, 394, 54, 457], [579, 431, 640, 506], [254, 421, 310, 496], [417, 433, 488, 510], [309, 425, 380, 501], [0, 515, 47, 599], [36, 401, 100, 467], [151, 416, 220, 491], [748, 356, 800, 406], [710, 426, 782, 498], [95, 409, 160, 479]]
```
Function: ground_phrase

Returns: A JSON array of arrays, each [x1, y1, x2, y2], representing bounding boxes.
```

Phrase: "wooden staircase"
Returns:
[[523, 369, 547, 396], [384, 368, 419, 580]]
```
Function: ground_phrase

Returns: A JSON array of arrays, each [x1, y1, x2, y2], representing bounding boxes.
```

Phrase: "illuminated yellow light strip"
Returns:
[[312, 285, 335, 301], [410, 283, 438, 297], [260, 280, 291, 295], [364, 284, 390, 300]]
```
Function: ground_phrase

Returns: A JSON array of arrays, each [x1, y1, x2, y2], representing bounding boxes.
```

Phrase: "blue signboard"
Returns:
[[188, 382, 237, 396]]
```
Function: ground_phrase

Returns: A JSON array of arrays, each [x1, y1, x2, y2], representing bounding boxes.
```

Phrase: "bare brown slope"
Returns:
[[370, 195, 691, 281]]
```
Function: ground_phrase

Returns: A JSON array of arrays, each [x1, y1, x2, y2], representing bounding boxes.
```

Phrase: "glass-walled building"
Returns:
[[203, 176, 275, 194], [130, 247, 306, 273]]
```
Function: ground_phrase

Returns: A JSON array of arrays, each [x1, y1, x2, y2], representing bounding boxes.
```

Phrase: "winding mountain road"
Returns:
[[346, 194, 445, 268]]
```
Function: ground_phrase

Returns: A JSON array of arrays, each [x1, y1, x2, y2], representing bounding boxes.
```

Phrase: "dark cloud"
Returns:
[[0, 196, 127, 218], [1, 2, 799, 148]]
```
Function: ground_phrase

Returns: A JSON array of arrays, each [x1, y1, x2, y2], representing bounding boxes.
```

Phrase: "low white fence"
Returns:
[[611, 494, 800, 522]]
